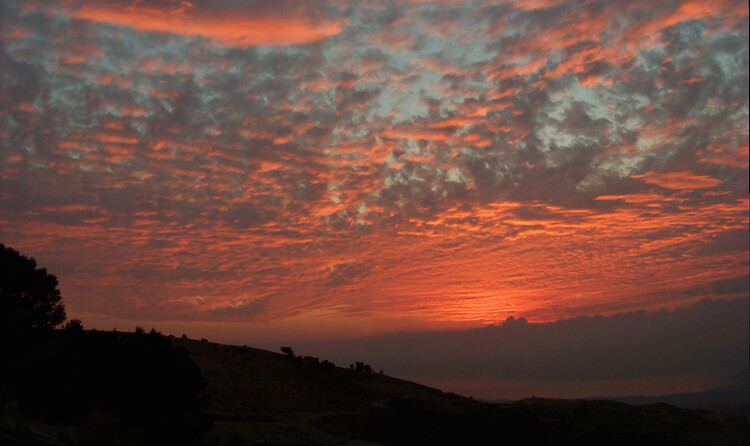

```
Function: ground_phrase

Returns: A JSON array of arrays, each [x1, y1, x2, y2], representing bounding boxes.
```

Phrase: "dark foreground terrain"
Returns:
[[2, 330, 748, 445]]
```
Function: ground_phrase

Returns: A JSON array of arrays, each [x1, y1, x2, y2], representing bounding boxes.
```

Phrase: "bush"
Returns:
[[281, 346, 295, 358], [63, 319, 84, 333]]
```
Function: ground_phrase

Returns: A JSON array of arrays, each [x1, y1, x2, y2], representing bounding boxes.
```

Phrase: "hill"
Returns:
[[587, 384, 750, 418], [2, 331, 748, 445], [176, 337, 749, 445]]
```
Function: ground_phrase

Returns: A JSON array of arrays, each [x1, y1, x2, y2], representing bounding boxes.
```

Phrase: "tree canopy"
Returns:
[[0, 243, 66, 331]]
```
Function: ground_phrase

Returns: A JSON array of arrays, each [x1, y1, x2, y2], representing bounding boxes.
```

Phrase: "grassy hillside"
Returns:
[[2, 331, 748, 445], [177, 337, 749, 446]]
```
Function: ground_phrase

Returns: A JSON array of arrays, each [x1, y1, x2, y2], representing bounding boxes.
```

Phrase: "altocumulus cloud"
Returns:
[[0, 0, 747, 328]]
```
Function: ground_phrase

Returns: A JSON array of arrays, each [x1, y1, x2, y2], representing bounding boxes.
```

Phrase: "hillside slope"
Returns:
[[178, 338, 750, 446], [2, 332, 747, 446]]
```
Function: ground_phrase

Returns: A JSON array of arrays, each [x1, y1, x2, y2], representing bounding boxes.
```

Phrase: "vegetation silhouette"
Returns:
[[0, 243, 65, 333], [353, 361, 373, 374], [280, 346, 295, 358], [0, 243, 210, 445]]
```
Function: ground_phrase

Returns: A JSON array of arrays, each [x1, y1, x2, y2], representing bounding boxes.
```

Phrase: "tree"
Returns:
[[280, 346, 295, 358], [0, 243, 66, 332], [62, 318, 84, 333]]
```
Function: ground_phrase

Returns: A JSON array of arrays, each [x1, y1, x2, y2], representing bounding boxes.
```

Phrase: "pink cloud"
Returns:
[[631, 171, 724, 190], [62, 0, 347, 47]]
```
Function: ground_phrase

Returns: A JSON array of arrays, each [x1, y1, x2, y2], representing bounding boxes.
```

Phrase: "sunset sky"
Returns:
[[1, 0, 748, 398]]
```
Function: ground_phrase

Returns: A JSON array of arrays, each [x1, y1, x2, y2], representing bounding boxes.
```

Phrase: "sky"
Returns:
[[1, 0, 748, 398]]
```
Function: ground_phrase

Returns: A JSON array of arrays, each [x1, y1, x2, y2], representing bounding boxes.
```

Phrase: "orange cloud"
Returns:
[[627, 0, 747, 42], [632, 171, 724, 190], [66, 0, 347, 47], [700, 140, 749, 168], [3, 0, 747, 343]]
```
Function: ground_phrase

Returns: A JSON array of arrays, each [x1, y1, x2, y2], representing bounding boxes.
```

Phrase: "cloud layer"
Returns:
[[0, 0, 747, 328], [302, 297, 749, 398]]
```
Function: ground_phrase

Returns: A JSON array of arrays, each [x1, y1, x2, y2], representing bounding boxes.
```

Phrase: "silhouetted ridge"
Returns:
[[2, 328, 210, 445]]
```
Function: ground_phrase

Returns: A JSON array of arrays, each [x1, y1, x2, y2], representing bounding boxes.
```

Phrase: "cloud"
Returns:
[[62, 0, 348, 47], [326, 261, 372, 286], [304, 298, 749, 384], [0, 0, 747, 329], [632, 171, 725, 190]]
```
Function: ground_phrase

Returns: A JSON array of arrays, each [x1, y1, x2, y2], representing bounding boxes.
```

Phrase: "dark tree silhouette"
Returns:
[[0, 243, 66, 332], [321, 359, 336, 369], [353, 361, 374, 374], [62, 318, 84, 333], [281, 346, 295, 357]]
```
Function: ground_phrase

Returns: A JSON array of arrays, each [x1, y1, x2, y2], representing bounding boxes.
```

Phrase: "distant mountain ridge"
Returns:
[[586, 384, 750, 418]]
